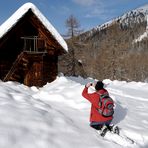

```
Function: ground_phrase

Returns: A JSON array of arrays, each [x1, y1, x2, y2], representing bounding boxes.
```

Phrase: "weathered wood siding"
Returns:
[[0, 9, 66, 87], [24, 54, 58, 87]]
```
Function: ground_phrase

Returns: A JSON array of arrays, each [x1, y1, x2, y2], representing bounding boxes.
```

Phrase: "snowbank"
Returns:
[[0, 76, 148, 147]]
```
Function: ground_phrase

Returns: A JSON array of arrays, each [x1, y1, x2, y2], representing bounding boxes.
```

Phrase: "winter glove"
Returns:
[[85, 82, 92, 88]]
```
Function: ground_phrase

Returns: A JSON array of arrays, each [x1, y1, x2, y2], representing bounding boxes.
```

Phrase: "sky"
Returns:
[[0, 75, 148, 147], [0, 0, 148, 36]]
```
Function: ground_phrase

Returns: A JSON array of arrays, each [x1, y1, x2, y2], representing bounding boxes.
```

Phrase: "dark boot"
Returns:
[[100, 125, 108, 137]]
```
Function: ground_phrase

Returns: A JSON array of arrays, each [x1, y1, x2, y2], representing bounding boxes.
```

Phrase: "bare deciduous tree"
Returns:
[[65, 15, 81, 38]]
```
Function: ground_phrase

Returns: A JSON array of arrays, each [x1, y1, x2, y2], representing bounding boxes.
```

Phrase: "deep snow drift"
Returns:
[[0, 76, 148, 148]]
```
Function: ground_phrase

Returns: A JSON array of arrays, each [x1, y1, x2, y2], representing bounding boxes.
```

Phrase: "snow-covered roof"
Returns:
[[0, 2, 68, 52]]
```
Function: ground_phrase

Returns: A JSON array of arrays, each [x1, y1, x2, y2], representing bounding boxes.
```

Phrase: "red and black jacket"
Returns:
[[82, 86, 113, 123]]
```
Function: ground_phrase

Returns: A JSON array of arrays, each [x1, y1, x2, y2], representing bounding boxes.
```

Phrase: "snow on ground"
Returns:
[[0, 76, 148, 148]]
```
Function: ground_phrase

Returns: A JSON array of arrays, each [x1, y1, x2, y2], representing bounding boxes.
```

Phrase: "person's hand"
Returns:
[[85, 82, 92, 88]]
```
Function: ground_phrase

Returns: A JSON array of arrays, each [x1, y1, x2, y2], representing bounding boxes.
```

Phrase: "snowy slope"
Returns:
[[123, 4, 148, 42], [80, 4, 148, 42], [0, 76, 148, 148]]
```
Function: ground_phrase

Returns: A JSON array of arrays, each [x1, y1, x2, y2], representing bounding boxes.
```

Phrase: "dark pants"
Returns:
[[90, 124, 103, 130], [90, 120, 112, 130]]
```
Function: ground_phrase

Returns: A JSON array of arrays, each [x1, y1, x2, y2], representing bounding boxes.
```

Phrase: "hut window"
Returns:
[[21, 36, 46, 53]]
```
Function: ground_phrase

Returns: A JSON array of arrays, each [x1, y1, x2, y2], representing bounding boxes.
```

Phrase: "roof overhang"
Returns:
[[0, 2, 68, 53]]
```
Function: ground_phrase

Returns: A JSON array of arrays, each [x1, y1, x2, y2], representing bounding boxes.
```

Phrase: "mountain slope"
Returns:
[[79, 4, 148, 42], [59, 4, 148, 82]]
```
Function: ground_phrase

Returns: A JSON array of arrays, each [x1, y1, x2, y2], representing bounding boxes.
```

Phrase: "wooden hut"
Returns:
[[0, 2, 68, 87]]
